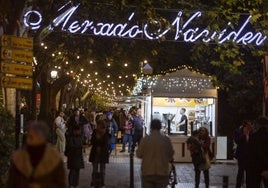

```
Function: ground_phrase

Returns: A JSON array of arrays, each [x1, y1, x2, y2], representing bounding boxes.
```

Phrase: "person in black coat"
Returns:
[[89, 120, 109, 187], [247, 117, 268, 188], [65, 125, 85, 188], [234, 120, 253, 188]]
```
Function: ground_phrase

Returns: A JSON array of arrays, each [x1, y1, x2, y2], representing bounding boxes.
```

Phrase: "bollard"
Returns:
[[223, 175, 229, 188], [130, 152, 134, 188]]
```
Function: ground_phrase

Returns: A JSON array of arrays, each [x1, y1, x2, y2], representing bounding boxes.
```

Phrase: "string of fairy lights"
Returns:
[[35, 41, 139, 102], [132, 65, 216, 95], [35, 41, 217, 104]]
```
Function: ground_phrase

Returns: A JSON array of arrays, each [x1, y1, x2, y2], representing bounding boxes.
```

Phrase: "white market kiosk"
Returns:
[[142, 68, 218, 162]]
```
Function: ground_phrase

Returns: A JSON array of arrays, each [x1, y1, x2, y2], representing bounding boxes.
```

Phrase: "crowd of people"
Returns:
[[6, 106, 268, 188], [7, 106, 146, 188]]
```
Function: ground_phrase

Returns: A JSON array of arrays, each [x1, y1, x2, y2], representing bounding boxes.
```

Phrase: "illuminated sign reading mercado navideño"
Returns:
[[23, 2, 267, 46]]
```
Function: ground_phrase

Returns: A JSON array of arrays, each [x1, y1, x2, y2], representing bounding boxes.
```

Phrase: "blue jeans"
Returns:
[[122, 134, 132, 152]]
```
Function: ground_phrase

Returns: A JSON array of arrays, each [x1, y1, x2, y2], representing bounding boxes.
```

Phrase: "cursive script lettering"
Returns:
[[23, 2, 267, 46]]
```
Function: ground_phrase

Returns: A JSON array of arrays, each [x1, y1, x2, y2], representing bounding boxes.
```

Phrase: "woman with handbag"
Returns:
[[198, 127, 213, 188]]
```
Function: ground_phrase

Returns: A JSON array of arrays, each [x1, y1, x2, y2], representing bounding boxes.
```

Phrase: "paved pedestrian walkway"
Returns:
[[65, 145, 238, 188]]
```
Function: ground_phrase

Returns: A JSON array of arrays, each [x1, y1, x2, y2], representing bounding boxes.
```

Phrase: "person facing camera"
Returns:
[[7, 121, 67, 188]]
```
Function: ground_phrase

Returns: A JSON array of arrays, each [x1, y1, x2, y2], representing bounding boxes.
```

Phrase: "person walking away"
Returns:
[[55, 111, 67, 154], [198, 127, 213, 188], [131, 108, 144, 152], [65, 125, 84, 188], [187, 130, 207, 188], [234, 120, 253, 188], [89, 120, 109, 188], [106, 112, 118, 154], [247, 117, 268, 188], [120, 113, 133, 153], [136, 119, 174, 188], [7, 121, 67, 188]]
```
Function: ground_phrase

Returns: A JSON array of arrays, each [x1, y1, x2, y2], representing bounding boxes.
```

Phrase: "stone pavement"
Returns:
[[64, 145, 238, 188]]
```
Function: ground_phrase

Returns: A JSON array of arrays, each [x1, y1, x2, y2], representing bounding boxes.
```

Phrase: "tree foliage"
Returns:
[[0, 106, 15, 187]]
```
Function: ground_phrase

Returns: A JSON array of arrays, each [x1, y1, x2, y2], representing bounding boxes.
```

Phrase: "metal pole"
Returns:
[[15, 90, 21, 149], [130, 152, 134, 188], [263, 67, 266, 117], [223, 176, 229, 188]]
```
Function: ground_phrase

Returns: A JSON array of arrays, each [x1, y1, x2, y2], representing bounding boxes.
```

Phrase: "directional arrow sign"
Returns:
[[0, 35, 33, 50], [0, 62, 33, 76], [0, 76, 32, 90], [1, 48, 33, 63]]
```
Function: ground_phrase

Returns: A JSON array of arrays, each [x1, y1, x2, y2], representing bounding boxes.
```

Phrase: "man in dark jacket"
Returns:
[[234, 120, 253, 188], [247, 117, 268, 188]]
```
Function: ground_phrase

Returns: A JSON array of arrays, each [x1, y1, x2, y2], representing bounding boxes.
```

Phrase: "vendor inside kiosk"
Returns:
[[140, 68, 217, 162]]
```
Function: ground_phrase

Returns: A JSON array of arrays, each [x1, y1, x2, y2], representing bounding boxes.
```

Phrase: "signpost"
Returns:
[[0, 35, 33, 50], [0, 76, 33, 90], [0, 62, 33, 76], [0, 35, 33, 89], [1, 48, 33, 63], [0, 34, 33, 149]]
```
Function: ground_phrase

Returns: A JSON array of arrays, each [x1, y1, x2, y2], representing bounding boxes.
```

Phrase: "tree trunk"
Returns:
[[38, 70, 72, 121]]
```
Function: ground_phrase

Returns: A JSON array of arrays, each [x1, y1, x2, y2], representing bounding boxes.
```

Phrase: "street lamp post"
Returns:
[[142, 63, 153, 124], [50, 70, 58, 80]]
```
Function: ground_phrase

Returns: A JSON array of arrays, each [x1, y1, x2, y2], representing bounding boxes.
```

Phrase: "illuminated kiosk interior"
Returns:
[[143, 68, 217, 162]]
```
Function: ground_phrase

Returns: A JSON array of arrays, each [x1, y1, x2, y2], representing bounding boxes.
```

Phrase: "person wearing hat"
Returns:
[[7, 121, 67, 188], [247, 116, 268, 188], [106, 112, 118, 154]]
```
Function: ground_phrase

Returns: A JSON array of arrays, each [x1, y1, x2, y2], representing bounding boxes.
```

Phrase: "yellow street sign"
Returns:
[[0, 62, 33, 76], [0, 35, 33, 50], [1, 48, 33, 63], [0, 76, 32, 90]]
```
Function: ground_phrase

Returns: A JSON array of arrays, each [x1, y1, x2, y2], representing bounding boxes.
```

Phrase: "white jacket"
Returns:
[[54, 116, 66, 130]]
